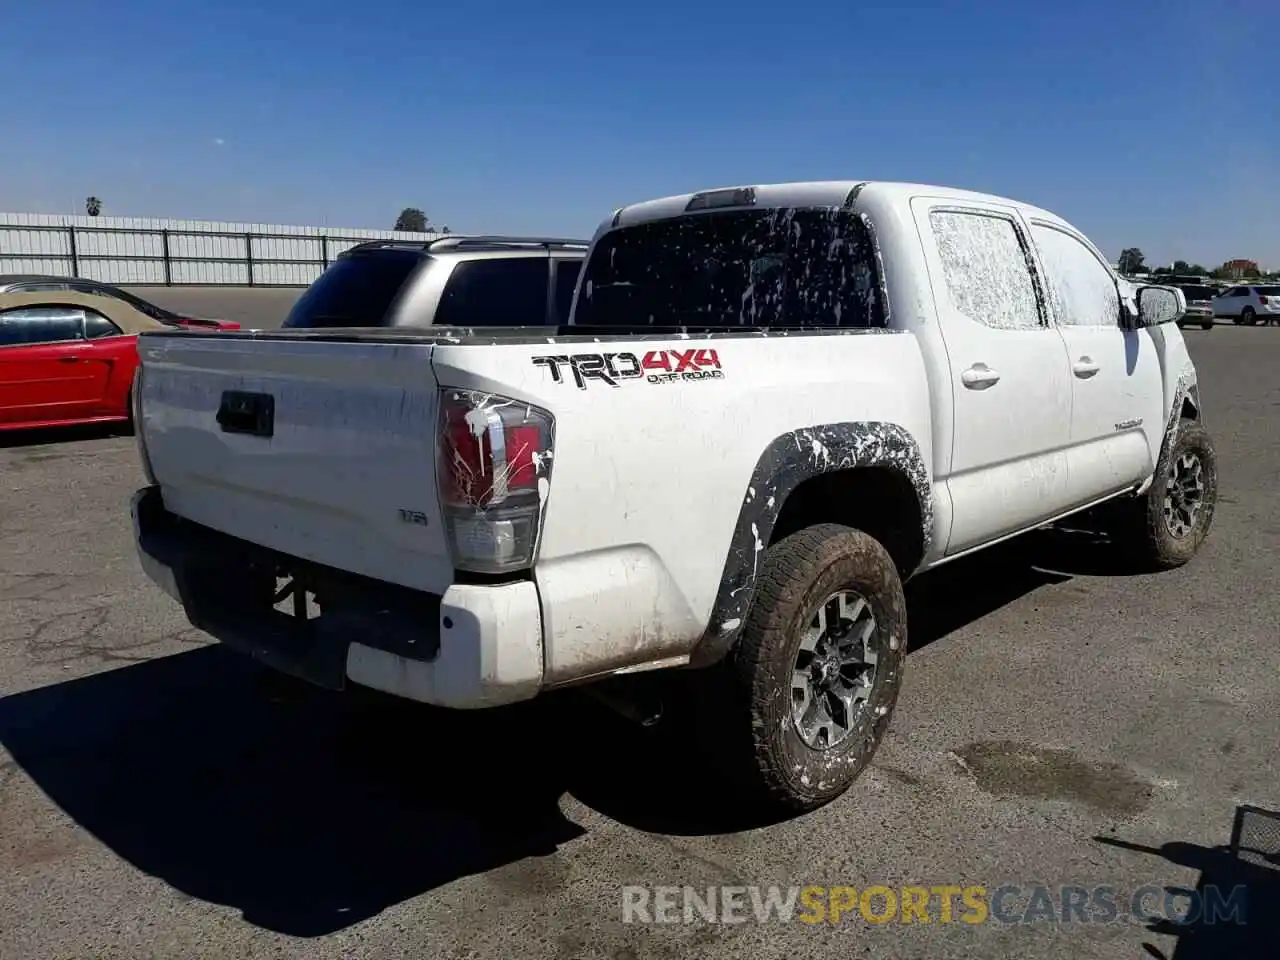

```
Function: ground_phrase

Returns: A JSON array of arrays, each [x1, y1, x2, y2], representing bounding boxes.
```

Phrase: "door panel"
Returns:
[[1029, 222, 1164, 500], [0, 307, 97, 425], [911, 199, 1076, 555], [0, 341, 100, 424]]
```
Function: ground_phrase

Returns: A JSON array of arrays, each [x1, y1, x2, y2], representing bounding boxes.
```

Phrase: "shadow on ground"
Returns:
[[0, 642, 772, 937], [0, 422, 129, 449], [0, 519, 1152, 936], [907, 517, 1150, 652], [1097, 805, 1280, 959]]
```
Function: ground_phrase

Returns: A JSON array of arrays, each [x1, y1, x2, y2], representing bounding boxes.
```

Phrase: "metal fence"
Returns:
[[0, 213, 448, 287]]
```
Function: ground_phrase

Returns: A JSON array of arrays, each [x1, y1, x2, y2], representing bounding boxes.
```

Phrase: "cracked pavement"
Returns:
[[0, 312, 1277, 960]]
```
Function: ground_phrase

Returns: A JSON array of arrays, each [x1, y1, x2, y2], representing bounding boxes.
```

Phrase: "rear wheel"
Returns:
[[1201, 320, 1214, 330], [1242, 307, 1257, 326], [708, 523, 908, 814]]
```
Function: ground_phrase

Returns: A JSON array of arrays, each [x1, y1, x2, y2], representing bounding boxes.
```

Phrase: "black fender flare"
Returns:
[[689, 421, 934, 667], [1157, 373, 1199, 468]]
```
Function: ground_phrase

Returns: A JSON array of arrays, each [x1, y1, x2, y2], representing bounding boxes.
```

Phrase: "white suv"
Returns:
[[1214, 283, 1280, 325]]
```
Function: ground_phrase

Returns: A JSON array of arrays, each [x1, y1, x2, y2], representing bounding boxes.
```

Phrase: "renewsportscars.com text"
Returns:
[[620, 884, 1249, 927]]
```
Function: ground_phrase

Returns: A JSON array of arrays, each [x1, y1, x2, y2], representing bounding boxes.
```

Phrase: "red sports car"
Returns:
[[0, 275, 240, 332], [0, 290, 181, 432]]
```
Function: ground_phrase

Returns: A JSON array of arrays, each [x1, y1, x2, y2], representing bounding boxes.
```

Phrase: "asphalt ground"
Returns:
[[122, 285, 302, 329], [0, 304, 1277, 959]]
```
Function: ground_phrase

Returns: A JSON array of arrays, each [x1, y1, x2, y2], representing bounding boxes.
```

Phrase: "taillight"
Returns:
[[1260, 295, 1270, 305], [436, 388, 555, 574]]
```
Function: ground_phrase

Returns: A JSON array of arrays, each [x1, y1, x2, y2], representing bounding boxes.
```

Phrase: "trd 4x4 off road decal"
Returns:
[[532, 349, 723, 389]]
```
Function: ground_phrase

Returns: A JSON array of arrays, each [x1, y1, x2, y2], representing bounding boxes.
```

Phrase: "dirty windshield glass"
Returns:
[[574, 208, 886, 328]]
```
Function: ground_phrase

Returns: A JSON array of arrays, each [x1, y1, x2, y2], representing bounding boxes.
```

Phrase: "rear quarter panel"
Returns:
[[432, 330, 932, 684]]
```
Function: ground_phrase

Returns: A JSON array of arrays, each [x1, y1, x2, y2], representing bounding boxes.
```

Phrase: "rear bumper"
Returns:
[[131, 486, 544, 708]]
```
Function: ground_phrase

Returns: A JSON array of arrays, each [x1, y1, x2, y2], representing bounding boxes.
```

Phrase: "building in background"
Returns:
[[1221, 258, 1260, 280]]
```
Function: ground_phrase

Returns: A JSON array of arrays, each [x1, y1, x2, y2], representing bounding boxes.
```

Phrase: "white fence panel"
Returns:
[[0, 211, 452, 286], [171, 260, 251, 284], [0, 257, 74, 275], [0, 227, 70, 258], [80, 259, 167, 284], [255, 262, 325, 286]]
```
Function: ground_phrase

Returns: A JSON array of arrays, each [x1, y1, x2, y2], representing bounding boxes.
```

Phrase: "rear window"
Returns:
[[1177, 285, 1217, 301], [283, 251, 422, 328], [1256, 286, 1280, 295], [574, 208, 886, 328]]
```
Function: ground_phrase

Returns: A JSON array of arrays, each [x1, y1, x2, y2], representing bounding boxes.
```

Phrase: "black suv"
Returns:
[[283, 236, 588, 329]]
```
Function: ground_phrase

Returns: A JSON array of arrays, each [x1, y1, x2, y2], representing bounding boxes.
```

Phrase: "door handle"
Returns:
[[1073, 357, 1100, 378], [57, 356, 82, 363], [961, 364, 1001, 389]]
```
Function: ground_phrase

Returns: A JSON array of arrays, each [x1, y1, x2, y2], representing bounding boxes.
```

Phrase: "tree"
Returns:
[[85, 196, 103, 217], [394, 207, 428, 232], [1117, 248, 1146, 274]]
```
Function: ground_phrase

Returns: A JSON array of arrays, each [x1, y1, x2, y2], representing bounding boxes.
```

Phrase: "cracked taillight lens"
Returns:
[[436, 388, 555, 574]]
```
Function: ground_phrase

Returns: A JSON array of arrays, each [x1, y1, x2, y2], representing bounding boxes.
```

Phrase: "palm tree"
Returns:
[[85, 196, 103, 216]]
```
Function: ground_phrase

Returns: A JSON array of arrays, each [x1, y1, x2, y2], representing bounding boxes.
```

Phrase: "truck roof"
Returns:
[[604, 180, 1070, 233]]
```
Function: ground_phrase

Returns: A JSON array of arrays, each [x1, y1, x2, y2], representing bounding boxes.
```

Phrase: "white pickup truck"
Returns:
[[130, 180, 1217, 813]]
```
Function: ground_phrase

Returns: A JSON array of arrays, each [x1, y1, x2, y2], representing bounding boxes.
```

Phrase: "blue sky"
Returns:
[[2, 0, 1276, 268]]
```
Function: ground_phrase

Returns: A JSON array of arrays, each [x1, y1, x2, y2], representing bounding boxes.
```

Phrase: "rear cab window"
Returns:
[[574, 208, 886, 328], [284, 251, 424, 328]]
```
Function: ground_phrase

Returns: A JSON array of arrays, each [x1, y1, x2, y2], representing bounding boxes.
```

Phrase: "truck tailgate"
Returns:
[[136, 332, 453, 593]]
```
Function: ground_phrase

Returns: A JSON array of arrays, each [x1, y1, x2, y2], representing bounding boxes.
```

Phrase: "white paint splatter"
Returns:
[[931, 210, 1041, 331]]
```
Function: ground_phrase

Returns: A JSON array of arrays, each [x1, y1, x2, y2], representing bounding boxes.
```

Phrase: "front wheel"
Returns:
[[715, 523, 908, 814], [1116, 420, 1218, 569], [1201, 320, 1214, 330]]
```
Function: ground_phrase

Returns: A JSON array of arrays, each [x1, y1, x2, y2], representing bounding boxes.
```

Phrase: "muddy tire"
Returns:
[[1115, 420, 1218, 569], [712, 523, 908, 814]]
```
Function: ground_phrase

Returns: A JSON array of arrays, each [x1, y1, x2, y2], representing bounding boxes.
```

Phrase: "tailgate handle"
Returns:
[[216, 391, 275, 437]]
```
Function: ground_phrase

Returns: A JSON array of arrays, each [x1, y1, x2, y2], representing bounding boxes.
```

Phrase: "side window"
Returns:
[[929, 210, 1041, 331], [433, 257, 549, 326], [0, 307, 86, 346], [1029, 223, 1121, 327], [552, 259, 582, 323], [83, 309, 123, 338]]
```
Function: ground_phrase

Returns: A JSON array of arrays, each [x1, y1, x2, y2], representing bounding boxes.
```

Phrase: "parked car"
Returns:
[[282, 235, 587, 329], [1214, 283, 1280, 325], [0, 290, 172, 431], [1166, 282, 1217, 329], [129, 180, 1214, 815], [0, 275, 240, 331]]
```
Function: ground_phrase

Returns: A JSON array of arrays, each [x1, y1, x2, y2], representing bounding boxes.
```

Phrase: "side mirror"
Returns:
[[1136, 285, 1185, 327]]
